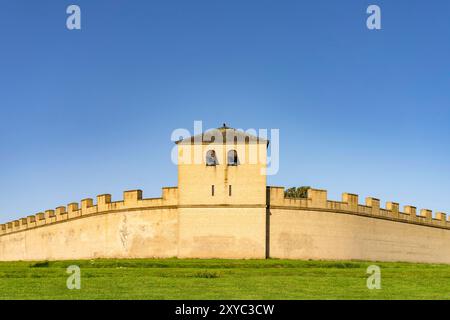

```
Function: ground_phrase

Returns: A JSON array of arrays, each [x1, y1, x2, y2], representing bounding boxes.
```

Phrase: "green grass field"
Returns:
[[0, 258, 449, 299]]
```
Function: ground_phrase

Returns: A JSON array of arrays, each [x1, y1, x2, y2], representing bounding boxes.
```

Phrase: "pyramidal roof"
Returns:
[[175, 124, 269, 145]]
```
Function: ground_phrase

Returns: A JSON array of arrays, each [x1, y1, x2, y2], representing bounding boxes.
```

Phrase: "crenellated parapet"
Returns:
[[0, 187, 178, 236], [268, 186, 449, 230]]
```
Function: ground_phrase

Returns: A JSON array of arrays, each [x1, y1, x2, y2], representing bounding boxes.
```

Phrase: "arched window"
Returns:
[[206, 150, 218, 166], [227, 150, 238, 166]]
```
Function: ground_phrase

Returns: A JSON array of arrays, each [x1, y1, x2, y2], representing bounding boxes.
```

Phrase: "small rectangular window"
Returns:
[[229, 185, 232, 196], [211, 185, 215, 196]]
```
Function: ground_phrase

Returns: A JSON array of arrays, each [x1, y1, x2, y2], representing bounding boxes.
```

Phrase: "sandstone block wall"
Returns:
[[0, 187, 267, 261], [177, 207, 266, 259], [268, 187, 450, 263], [0, 188, 179, 261], [0, 186, 449, 263]]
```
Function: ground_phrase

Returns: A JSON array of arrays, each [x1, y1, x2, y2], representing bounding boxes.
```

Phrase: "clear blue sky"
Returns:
[[0, 0, 449, 221]]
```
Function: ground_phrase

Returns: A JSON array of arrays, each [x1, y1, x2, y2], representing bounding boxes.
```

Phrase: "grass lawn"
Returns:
[[0, 258, 449, 299]]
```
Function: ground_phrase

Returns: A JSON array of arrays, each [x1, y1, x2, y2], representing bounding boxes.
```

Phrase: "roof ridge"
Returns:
[[175, 125, 269, 145]]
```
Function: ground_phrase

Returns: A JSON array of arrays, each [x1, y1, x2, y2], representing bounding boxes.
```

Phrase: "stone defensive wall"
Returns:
[[267, 187, 450, 263], [0, 188, 180, 261], [0, 188, 178, 236], [1, 185, 450, 263]]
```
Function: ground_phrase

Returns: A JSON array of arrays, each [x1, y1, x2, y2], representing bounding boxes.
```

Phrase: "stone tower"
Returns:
[[175, 125, 269, 258]]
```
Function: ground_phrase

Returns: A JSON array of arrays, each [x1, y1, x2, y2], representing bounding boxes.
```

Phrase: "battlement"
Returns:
[[0, 187, 178, 236], [268, 186, 448, 230]]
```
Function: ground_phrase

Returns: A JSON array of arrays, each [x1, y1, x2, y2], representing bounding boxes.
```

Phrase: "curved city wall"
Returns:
[[1, 187, 449, 263]]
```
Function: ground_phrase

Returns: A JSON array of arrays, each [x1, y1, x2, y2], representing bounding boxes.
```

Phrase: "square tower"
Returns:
[[175, 125, 269, 259], [176, 125, 268, 206]]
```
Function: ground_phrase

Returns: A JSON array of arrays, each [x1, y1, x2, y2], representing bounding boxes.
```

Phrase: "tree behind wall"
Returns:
[[284, 186, 311, 199]]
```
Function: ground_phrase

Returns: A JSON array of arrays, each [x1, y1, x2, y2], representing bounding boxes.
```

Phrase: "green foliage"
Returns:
[[284, 186, 311, 199]]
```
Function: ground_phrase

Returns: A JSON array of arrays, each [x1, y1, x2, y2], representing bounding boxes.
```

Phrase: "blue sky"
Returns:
[[0, 0, 449, 220]]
